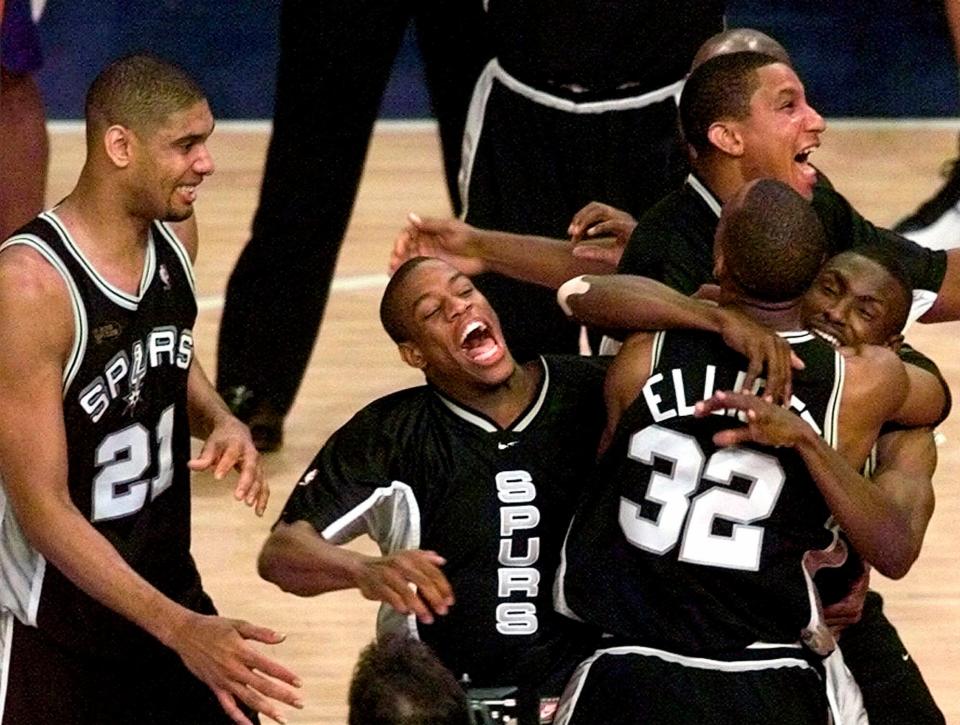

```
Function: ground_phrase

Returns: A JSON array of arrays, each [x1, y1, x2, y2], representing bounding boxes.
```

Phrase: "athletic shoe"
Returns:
[[894, 150, 960, 250]]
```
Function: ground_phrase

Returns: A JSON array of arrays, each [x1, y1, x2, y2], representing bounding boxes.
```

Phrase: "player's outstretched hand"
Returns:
[[695, 390, 807, 449], [390, 213, 486, 276], [170, 612, 303, 725], [568, 201, 637, 247], [823, 564, 870, 635], [716, 307, 804, 405], [355, 549, 454, 625], [189, 416, 268, 516]]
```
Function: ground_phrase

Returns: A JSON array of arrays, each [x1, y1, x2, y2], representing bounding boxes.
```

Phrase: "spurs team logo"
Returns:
[[78, 327, 194, 422], [495, 470, 541, 636]]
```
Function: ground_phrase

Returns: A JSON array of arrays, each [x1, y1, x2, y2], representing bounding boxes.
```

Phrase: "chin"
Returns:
[[163, 206, 195, 223]]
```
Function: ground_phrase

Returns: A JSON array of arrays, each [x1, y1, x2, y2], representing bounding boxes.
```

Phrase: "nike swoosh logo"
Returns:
[[498, 441, 518, 450]]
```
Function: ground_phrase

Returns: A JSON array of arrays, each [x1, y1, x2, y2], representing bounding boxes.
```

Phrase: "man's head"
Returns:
[[802, 247, 913, 349], [84, 53, 215, 221], [690, 28, 792, 71], [714, 179, 827, 304], [679, 50, 824, 199], [381, 257, 514, 390], [348, 635, 469, 725]]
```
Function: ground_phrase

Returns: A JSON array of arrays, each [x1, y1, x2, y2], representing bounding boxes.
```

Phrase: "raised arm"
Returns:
[[559, 274, 801, 404], [695, 388, 917, 579], [259, 520, 454, 624], [391, 213, 614, 286]]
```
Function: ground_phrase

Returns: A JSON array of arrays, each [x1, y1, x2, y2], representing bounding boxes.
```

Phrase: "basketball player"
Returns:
[[257, 255, 610, 725], [0, 55, 301, 724], [554, 180, 932, 725]]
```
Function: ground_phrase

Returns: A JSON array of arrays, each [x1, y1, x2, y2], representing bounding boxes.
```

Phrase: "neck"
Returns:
[[691, 158, 746, 205], [434, 359, 541, 429], [59, 169, 152, 253], [724, 296, 805, 331]]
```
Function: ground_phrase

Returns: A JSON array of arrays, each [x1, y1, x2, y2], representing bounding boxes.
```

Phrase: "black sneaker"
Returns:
[[893, 152, 960, 249], [221, 385, 284, 453]]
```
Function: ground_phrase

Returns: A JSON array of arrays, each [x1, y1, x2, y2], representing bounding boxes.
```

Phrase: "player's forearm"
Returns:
[[17, 493, 194, 645], [186, 358, 233, 439], [793, 427, 916, 579], [258, 522, 364, 597], [560, 274, 723, 331], [473, 229, 614, 288]]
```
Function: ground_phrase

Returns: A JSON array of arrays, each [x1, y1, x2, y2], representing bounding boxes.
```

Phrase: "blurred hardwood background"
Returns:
[[45, 120, 960, 724]]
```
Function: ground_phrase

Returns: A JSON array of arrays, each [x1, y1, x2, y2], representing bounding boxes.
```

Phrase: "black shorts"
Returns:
[[555, 643, 830, 725], [1, 614, 258, 725]]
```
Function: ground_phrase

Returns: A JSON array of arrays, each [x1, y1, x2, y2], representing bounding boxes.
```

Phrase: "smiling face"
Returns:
[[393, 259, 515, 391], [801, 251, 911, 348], [127, 99, 215, 222], [733, 63, 825, 199]]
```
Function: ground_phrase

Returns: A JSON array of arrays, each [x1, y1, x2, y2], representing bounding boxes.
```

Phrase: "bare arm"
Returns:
[[258, 521, 455, 624], [0, 248, 300, 723], [696, 388, 918, 579], [391, 214, 614, 286], [560, 274, 801, 405], [600, 333, 655, 455]]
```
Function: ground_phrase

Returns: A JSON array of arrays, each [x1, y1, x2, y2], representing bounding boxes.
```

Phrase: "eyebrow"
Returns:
[[410, 271, 467, 311], [174, 120, 215, 145]]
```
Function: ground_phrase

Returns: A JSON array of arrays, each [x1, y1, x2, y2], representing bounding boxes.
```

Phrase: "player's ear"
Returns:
[[707, 120, 744, 157], [104, 125, 135, 169], [398, 342, 427, 370]]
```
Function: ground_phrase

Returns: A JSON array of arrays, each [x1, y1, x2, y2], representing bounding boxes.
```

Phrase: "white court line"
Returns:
[[196, 272, 389, 311]]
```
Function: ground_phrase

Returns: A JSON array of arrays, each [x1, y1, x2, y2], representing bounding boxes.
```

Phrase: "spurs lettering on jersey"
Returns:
[[78, 327, 194, 422], [495, 470, 541, 635]]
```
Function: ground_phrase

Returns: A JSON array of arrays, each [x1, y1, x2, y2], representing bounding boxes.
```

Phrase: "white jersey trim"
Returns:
[[319, 481, 424, 641], [686, 173, 723, 218], [554, 643, 818, 725], [41, 210, 155, 311], [0, 611, 13, 723], [0, 235, 89, 394], [153, 221, 197, 295], [459, 58, 684, 220]]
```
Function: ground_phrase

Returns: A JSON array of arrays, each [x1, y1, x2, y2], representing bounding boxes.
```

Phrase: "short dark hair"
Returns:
[[380, 256, 435, 344], [679, 51, 780, 155], [718, 179, 826, 302], [348, 635, 469, 725], [85, 53, 206, 144], [838, 244, 913, 334]]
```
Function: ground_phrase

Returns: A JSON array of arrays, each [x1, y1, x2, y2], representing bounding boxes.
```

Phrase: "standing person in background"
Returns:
[[0, 54, 301, 725], [460, 1, 724, 361], [216, 0, 489, 452], [0, 0, 49, 240], [894, 0, 960, 249]]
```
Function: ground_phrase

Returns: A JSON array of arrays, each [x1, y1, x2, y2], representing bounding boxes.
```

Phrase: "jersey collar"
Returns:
[[685, 173, 723, 218]]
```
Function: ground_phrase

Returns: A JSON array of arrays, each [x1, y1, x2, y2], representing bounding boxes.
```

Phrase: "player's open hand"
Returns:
[[390, 213, 486, 276], [716, 307, 804, 405], [189, 416, 268, 516], [695, 390, 807, 449], [355, 549, 454, 624], [169, 612, 303, 725]]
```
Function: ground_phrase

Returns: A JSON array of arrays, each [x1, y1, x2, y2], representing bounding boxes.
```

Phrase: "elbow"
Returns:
[[871, 540, 921, 581]]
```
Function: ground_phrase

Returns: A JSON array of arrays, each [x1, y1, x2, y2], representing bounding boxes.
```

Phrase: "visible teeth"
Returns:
[[814, 329, 841, 347], [461, 320, 487, 344]]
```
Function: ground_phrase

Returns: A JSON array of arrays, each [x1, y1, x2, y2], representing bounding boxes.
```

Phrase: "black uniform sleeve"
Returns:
[[618, 210, 668, 279], [811, 185, 947, 294], [277, 401, 407, 544]]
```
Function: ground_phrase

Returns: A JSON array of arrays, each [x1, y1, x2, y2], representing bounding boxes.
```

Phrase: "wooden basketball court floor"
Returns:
[[45, 120, 960, 723]]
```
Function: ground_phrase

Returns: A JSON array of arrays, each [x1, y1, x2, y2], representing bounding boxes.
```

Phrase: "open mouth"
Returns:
[[460, 320, 501, 363], [794, 145, 817, 166], [812, 326, 843, 348]]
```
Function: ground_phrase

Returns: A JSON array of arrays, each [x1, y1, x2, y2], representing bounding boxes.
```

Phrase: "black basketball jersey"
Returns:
[[556, 329, 846, 656], [0, 211, 209, 660], [279, 355, 608, 698]]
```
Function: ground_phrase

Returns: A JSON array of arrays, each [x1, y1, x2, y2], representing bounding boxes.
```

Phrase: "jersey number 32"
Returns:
[[619, 425, 785, 571]]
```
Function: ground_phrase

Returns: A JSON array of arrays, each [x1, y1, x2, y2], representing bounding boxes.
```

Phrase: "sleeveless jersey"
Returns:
[[279, 355, 608, 700], [556, 329, 847, 656], [0, 211, 210, 661]]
